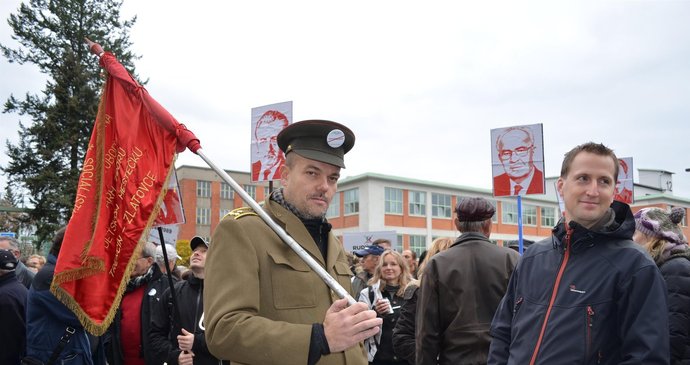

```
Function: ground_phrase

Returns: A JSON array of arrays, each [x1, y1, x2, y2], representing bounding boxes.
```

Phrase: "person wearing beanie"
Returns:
[[634, 207, 690, 364]]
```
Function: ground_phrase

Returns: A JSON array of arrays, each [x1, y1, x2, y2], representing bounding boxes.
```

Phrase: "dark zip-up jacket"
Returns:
[[657, 249, 690, 364], [149, 274, 227, 365], [488, 202, 670, 364], [105, 264, 174, 365]]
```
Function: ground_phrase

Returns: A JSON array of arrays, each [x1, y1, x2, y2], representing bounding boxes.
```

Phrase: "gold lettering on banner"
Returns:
[[73, 157, 95, 213], [117, 147, 143, 199], [109, 234, 124, 276], [104, 204, 120, 250], [123, 171, 156, 225], [104, 113, 112, 126], [104, 143, 125, 171]]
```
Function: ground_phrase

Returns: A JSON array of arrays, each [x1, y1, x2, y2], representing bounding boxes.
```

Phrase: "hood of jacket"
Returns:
[[551, 200, 636, 253]]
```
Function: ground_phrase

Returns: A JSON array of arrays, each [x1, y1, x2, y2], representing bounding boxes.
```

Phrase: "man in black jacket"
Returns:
[[0, 248, 28, 364], [488, 142, 669, 364], [105, 242, 174, 365], [150, 236, 226, 365]]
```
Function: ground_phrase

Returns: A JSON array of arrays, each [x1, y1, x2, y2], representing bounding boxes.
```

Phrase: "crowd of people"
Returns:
[[1, 119, 689, 365]]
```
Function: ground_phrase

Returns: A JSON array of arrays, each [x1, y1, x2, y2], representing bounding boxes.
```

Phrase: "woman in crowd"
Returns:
[[391, 237, 454, 365], [633, 207, 690, 364], [359, 249, 413, 365]]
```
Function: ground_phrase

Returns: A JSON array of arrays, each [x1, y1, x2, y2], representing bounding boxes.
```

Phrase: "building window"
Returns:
[[397, 234, 404, 247], [522, 205, 537, 226], [541, 207, 556, 227], [326, 193, 340, 218], [502, 202, 518, 224], [197, 181, 211, 197], [385, 187, 403, 214], [409, 235, 426, 255], [431, 193, 452, 218], [488, 199, 498, 223], [344, 188, 359, 215], [408, 190, 426, 216], [244, 185, 256, 200], [219, 208, 231, 219], [220, 183, 234, 200], [196, 208, 210, 225]]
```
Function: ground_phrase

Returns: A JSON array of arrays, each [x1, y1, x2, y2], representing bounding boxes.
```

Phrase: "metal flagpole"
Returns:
[[517, 195, 524, 255], [195, 149, 356, 305]]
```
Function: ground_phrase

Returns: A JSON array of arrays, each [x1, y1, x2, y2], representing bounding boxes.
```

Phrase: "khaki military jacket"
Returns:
[[204, 196, 367, 365]]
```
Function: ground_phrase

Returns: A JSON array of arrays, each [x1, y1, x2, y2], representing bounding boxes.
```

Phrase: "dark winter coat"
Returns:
[[488, 202, 670, 364], [417, 232, 518, 365], [105, 263, 175, 365], [149, 274, 227, 365], [0, 270, 28, 365], [392, 283, 419, 365], [25, 254, 96, 365], [658, 248, 690, 364]]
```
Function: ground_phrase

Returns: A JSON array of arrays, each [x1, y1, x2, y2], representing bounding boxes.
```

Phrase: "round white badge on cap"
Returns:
[[326, 129, 345, 148]]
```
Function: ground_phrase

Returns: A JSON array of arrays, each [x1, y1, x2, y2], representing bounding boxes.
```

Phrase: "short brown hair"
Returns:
[[560, 142, 619, 182]]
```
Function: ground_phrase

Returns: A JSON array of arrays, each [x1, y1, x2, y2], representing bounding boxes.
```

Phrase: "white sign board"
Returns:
[[148, 225, 180, 246], [342, 230, 397, 252]]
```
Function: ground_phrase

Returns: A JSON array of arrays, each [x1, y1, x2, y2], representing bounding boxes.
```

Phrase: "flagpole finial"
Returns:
[[84, 37, 104, 57]]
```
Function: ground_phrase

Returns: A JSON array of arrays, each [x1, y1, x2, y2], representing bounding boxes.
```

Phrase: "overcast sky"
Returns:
[[2, 0, 690, 201]]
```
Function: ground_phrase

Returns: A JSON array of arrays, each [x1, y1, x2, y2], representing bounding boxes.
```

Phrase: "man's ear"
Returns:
[[556, 177, 564, 198], [280, 164, 290, 186]]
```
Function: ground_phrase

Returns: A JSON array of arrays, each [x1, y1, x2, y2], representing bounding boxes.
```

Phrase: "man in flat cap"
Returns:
[[205, 120, 381, 365], [416, 197, 518, 365]]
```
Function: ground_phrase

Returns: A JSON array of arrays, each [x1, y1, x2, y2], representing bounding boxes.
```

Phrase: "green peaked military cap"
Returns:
[[277, 119, 355, 168]]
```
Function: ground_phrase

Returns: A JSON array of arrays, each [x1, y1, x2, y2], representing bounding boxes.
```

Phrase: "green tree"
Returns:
[[0, 186, 30, 233], [1, 0, 140, 249]]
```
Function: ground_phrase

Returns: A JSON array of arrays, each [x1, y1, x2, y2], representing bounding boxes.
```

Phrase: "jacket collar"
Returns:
[[452, 232, 491, 247], [0, 270, 18, 286], [552, 200, 635, 251]]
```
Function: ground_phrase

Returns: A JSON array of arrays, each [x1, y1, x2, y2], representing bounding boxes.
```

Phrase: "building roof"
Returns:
[[638, 168, 675, 175], [338, 172, 559, 203]]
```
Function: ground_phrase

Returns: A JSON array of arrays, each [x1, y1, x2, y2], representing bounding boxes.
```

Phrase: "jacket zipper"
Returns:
[[529, 224, 572, 365], [586, 305, 594, 360], [514, 297, 524, 314]]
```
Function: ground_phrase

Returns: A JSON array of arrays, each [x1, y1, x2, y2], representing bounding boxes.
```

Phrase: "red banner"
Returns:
[[51, 52, 179, 335]]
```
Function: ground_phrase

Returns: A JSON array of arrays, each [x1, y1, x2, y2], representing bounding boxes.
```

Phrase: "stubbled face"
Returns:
[[190, 246, 207, 271], [361, 254, 380, 274], [557, 152, 616, 229], [498, 129, 535, 181], [281, 153, 340, 219], [379, 253, 402, 284]]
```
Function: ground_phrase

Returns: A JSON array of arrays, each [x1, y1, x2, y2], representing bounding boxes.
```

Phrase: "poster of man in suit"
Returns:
[[250, 101, 292, 182], [614, 157, 634, 204], [491, 124, 545, 197]]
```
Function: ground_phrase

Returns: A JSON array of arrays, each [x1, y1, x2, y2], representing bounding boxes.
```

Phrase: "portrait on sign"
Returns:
[[614, 157, 634, 204], [250, 101, 292, 182], [490, 123, 545, 197]]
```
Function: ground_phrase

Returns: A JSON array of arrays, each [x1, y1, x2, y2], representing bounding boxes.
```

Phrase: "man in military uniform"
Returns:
[[204, 120, 382, 365]]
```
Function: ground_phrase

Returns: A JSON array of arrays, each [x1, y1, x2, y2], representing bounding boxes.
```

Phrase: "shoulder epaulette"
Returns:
[[224, 206, 258, 220]]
